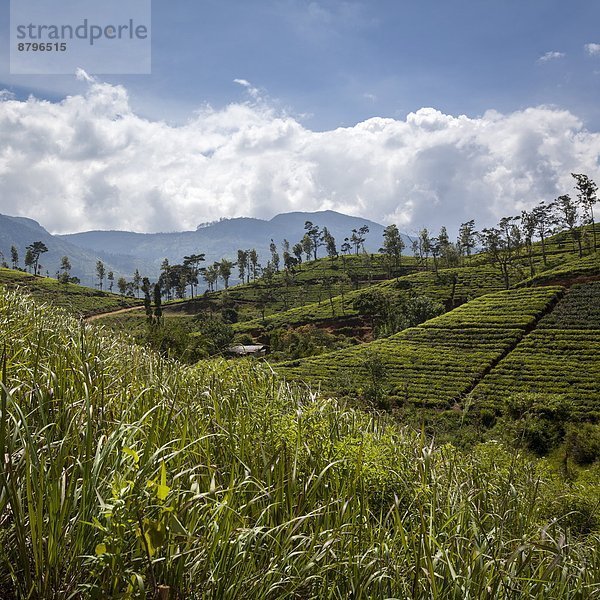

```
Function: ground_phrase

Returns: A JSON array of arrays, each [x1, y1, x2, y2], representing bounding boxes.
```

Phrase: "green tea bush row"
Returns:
[[539, 282, 600, 329]]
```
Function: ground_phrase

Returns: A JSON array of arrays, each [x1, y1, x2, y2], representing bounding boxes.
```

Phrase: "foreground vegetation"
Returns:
[[1, 288, 600, 598]]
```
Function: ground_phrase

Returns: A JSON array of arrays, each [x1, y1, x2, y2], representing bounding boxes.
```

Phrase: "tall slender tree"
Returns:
[[59, 255, 71, 284], [532, 202, 555, 266], [572, 173, 598, 251], [380, 224, 405, 272], [117, 277, 128, 295], [304, 221, 322, 260], [153, 283, 162, 324], [249, 249, 259, 281], [457, 220, 477, 263], [556, 194, 582, 257], [519, 209, 537, 276], [237, 249, 249, 284], [269, 240, 280, 272], [142, 277, 153, 323], [183, 253, 205, 296], [132, 269, 142, 298], [10, 246, 18, 269], [219, 259, 234, 289], [301, 234, 314, 261], [292, 243, 303, 268], [96, 260, 106, 291], [322, 227, 338, 263], [350, 225, 369, 255], [26, 241, 48, 275]]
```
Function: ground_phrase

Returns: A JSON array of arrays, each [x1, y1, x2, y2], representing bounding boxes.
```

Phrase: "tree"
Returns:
[[10, 246, 18, 269], [26, 241, 48, 275], [301, 234, 314, 261], [237, 249, 249, 283], [195, 315, 234, 356], [107, 271, 114, 292], [418, 228, 431, 269], [350, 225, 369, 255], [322, 227, 338, 263], [269, 239, 280, 272], [282, 239, 294, 271], [353, 289, 393, 331], [555, 194, 582, 257], [59, 255, 71, 284], [219, 259, 234, 289], [249, 249, 259, 281], [304, 221, 322, 260], [117, 277, 128, 296], [96, 260, 106, 291], [532, 202, 555, 266], [572, 173, 598, 251], [438, 226, 451, 267], [142, 277, 153, 323], [183, 253, 205, 296], [202, 264, 219, 292], [132, 269, 142, 298], [380, 224, 405, 274], [168, 264, 190, 299], [24, 248, 34, 273], [429, 236, 441, 275], [519, 209, 537, 277], [292, 243, 303, 268], [160, 258, 172, 299], [153, 283, 162, 323], [479, 226, 514, 289], [458, 220, 477, 263]]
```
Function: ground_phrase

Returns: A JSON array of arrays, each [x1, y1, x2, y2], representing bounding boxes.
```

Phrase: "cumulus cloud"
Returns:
[[0, 78, 599, 235], [585, 43, 600, 56], [537, 51, 565, 63]]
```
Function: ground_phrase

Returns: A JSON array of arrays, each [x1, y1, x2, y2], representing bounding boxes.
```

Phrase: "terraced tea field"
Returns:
[[516, 251, 600, 287], [278, 287, 563, 408], [379, 264, 509, 303], [471, 282, 600, 419], [235, 263, 514, 335]]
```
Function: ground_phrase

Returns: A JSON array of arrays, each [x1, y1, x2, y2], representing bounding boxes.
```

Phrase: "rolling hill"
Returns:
[[0, 214, 128, 287], [58, 210, 397, 282], [1, 209, 402, 288]]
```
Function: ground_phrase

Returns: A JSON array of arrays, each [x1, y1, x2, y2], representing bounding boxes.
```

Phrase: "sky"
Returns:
[[1, 0, 600, 236]]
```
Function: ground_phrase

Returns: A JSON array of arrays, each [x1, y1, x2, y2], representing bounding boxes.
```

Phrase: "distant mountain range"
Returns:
[[0, 210, 411, 287]]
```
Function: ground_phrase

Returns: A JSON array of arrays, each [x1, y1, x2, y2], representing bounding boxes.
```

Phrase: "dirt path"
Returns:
[[85, 305, 145, 322]]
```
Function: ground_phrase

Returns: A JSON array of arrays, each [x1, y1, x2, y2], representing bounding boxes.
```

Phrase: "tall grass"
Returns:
[[0, 288, 599, 599]]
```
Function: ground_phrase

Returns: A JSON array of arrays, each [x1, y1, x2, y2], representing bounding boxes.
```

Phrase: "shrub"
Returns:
[[566, 423, 600, 465]]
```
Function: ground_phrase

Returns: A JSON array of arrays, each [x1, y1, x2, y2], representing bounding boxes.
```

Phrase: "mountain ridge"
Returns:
[[1, 210, 407, 286]]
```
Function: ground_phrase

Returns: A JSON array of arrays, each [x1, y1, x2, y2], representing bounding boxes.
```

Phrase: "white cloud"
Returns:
[[75, 68, 96, 83], [585, 43, 600, 56], [0, 79, 599, 235], [233, 78, 261, 100], [537, 51, 565, 63]]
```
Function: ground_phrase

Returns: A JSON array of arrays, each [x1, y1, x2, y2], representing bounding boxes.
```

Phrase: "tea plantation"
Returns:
[[470, 281, 600, 419], [278, 287, 564, 408]]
